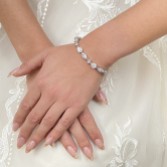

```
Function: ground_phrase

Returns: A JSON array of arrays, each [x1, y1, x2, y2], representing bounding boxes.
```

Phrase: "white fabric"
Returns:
[[0, 0, 167, 167]]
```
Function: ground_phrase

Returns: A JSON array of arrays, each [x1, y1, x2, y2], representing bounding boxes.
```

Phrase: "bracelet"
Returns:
[[74, 36, 108, 75]]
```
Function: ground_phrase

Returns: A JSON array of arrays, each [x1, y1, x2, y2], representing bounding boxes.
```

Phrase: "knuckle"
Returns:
[[44, 87, 58, 99], [73, 100, 85, 110], [37, 78, 46, 88], [79, 112, 90, 123], [79, 140, 90, 148], [46, 88, 56, 98], [42, 117, 54, 127], [60, 117, 71, 128], [27, 113, 40, 124], [19, 130, 27, 138], [54, 126, 64, 137], [13, 113, 23, 124], [31, 134, 43, 143], [20, 101, 30, 111]]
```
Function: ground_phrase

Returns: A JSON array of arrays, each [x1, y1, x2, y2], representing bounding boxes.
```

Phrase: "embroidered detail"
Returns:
[[125, 0, 139, 6], [143, 46, 162, 80], [0, 1, 49, 166], [106, 118, 138, 167], [37, 0, 50, 27], [74, 0, 120, 37], [0, 78, 25, 167], [0, 23, 6, 43]]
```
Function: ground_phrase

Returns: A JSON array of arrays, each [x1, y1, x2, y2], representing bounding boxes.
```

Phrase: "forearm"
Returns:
[[81, 0, 167, 68], [0, 0, 52, 62]]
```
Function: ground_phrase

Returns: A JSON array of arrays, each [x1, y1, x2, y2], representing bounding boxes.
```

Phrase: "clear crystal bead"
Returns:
[[81, 53, 87, 59], [90, 63, 97, 69], [97, 67, 104, 73], [77, 46, 83, 53]]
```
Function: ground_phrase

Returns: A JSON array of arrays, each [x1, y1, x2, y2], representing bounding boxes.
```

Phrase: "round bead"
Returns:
[[77, 46, 83, 53], [74, 36, 107, 75], [90, 62, 97, 69], [81, 53, 87, 59]]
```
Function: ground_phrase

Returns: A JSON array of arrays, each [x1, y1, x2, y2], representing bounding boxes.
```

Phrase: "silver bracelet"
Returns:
[[74, 36, 108, 75]]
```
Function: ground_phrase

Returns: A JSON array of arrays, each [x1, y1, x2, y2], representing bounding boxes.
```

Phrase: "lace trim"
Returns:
[[74, 0, 120, 37], [37, 0, 50, 27], [106, 118, 138, 167], [0, 0, 50, 166], [0, 78, 25, 167], [0, 23, 6, 43], [125, 0, 140, 6], [143, 46, 162, 80]]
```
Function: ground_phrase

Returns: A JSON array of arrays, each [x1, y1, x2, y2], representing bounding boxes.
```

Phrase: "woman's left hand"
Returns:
[[11, 43, 105, 150]]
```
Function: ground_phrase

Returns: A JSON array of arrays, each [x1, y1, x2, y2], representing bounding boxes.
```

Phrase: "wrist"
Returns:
[[80, 20, 125, 69], [19, 40, 54, 63]]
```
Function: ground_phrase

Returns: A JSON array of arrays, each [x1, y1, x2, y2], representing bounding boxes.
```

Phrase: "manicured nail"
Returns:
[[26, 140, 36, 153], [12, 123, 19, 132], [8, 66, 20, 77], [95, 139, 105, 150], [50, 142, 56, 147], [98, 91, 108, 105], [67, 146, 79, 159], [17, 137, 25, 148], [83, 147, 94, 160], [45, 137, 53, 146]]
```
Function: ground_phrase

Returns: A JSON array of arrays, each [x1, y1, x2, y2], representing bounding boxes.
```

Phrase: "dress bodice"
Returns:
[[0, 1, 167, 167]]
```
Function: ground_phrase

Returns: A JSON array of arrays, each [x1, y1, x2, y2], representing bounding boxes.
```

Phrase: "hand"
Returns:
[[10, 44, 107, 156], [59, 106, 105, 160], [25, 70, 107, 160]]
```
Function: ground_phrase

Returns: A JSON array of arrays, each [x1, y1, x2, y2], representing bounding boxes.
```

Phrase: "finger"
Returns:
[[8, 51, 48, 77], [70, 120, 94, 160], [12, 87, 41, 132], [60, 131, 78, 159], [93, 88, 108, 104], [25, 102, 66, 152], [45, 107, 80, 146], [17, 94, 54, 149], [79, 108, 105, 150]]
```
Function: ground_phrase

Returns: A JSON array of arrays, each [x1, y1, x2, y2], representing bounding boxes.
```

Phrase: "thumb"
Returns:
[[8, 53, 46, 77]]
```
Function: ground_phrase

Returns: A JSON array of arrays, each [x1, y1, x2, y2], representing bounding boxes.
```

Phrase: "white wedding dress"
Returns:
[[0, 0, 167, 167]]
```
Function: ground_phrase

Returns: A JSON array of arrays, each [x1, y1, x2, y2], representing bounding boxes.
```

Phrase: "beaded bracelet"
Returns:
[[74, 37, 108, 75]]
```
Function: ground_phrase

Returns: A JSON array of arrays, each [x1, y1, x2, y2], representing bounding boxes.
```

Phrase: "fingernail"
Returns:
[[26, 140, 36, 153], [45, 137, 53, 146], [99, 91, 108, 105], [67, 146, 79, 159], [8, 67, 20, 77], [17, 137, 25, 148], [12, 123, 19, 132], [83, 147, 94, 160], [50, 142, 56, 147], [95, 139, 105, 150]]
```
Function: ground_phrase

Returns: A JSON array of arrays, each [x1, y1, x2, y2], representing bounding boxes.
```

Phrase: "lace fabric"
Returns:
[[0, 0, 167, 167]]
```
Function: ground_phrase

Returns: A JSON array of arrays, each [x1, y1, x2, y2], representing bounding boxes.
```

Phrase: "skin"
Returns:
[[2, 0, 167, 160], [0, 0, 106, 159]]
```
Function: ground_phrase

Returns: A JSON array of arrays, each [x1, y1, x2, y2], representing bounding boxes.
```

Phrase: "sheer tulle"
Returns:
[[0, 0, 167, 167]]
